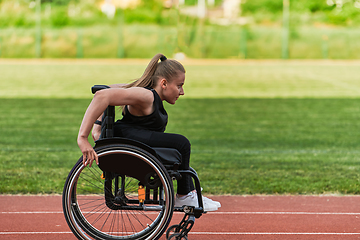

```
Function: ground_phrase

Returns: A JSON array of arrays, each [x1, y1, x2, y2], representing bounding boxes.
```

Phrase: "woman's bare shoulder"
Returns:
[[122, 87, 154, 105]]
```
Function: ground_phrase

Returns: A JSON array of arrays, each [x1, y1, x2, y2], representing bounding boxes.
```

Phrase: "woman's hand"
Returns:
[[77, 136, 98, 167], [92, 124, 101, 141]]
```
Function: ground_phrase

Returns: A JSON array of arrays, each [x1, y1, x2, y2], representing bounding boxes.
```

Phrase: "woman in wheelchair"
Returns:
[[77, 53, 220, 212]]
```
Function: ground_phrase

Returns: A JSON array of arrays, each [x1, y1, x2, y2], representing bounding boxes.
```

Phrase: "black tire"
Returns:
[[168, 233, 188, 240], [63, 144, 174, 240], [166, 224, 180, 239]]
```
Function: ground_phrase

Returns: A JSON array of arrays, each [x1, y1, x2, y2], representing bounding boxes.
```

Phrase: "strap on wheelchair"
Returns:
[[101, 106, 115, 138]]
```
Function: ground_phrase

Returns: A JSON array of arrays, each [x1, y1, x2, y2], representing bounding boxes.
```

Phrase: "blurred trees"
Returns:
[[1, 0, 360, 28], [241, 0, 360, 26]]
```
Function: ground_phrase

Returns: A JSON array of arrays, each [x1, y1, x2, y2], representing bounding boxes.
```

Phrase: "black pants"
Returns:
[[114, 125, 195, 195]]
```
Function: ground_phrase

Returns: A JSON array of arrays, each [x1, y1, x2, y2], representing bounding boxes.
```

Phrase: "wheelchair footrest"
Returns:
[[174, 205, 203, 218]]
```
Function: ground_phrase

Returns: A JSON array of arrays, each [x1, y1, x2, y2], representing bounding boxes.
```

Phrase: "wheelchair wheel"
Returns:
[[62, 144, 174, 240]]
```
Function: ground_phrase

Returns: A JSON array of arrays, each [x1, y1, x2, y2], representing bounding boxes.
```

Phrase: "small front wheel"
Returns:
[[166, 224, 180, 239], [168, 233, 188, 240]]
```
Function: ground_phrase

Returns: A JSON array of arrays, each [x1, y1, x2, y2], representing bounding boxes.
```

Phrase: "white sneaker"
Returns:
[[174, 191, 218, 212], [198, 188, 221, 208], [202, 196, 221, 208]]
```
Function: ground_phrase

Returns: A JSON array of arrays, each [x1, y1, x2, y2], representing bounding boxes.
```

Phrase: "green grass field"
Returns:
[[1, 59, 360, 195]]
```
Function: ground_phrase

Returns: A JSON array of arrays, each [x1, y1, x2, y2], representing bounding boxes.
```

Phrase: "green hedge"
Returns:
[[1, 25, 360, 59]]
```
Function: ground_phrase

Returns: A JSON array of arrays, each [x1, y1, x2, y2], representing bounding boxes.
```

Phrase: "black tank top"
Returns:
[[117, 88, 168, 132]]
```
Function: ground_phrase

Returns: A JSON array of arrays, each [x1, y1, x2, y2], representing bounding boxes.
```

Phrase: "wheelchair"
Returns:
[[62, 85, 205, 240]]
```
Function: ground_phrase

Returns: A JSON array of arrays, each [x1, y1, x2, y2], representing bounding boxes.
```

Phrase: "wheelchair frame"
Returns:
[[62, 85, 205, 240]]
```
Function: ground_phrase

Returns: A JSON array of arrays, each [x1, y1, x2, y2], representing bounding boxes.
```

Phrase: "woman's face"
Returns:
[[163, 72, 185, 105]]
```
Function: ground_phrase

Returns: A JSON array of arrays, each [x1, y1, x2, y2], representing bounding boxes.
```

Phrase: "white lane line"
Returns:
[[190, 232, 360, 235], [1, 231, 360, 236], [0, 211, 63, 214], [0, 232, 73, 235], [208, 211, 360, 215], [2, 211, 360, 215]]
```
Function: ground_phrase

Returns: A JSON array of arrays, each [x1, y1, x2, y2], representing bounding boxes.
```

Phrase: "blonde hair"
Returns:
[[125, 53, 185, 88]]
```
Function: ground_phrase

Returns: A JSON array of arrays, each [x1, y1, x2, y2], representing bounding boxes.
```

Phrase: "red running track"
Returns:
[[1, 195, 360, 240]]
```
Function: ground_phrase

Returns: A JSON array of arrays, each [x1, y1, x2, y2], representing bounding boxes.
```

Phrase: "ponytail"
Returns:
[[125, 53, 185, 89]]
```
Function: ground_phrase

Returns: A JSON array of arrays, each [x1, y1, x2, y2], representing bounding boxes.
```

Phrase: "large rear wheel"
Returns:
[[62, 144, 174, 240]]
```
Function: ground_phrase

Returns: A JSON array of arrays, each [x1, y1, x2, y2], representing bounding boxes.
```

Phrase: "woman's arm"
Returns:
[[78, 87, 153, 167], [91, 84, 127, 142], [91, 116, 102, 142], [109, 83, 128, 88]]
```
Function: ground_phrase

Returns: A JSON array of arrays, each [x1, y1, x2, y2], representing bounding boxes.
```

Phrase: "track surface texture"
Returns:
[[1, 195, 360, 240]]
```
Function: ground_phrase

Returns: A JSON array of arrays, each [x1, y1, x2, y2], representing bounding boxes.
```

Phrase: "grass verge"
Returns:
[[1, 98, 360, 194]]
